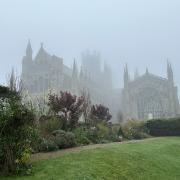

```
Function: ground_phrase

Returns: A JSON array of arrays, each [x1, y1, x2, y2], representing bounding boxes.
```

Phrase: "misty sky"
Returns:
[[0, 0, 180, 90]]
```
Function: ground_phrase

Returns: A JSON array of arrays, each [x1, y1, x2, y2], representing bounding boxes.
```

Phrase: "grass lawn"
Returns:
[[1, 137, 180, 180]]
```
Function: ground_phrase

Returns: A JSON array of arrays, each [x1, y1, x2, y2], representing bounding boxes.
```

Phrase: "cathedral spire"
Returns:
[[9, 68, 16, 91], [26, 39, 32, 60], [124, 63, 129, 88], [72, 58, 78, 79], [167, 60, 174, 84], [39, 42, 45, 53]]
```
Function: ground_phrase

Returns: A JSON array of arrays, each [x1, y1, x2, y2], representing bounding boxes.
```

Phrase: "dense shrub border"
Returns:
[[120, 119, 150, 140], [146, 118, 180, 136], [0, 86, 37, 175]]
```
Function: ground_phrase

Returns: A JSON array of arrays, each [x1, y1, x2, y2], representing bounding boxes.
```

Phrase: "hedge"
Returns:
[[146, 118, 180, 136]]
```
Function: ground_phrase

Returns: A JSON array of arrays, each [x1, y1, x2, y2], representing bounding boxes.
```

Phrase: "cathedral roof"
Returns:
[[129, 71, 168, 87], [143, 72, 167, 81], [25, 42, 73, 77], [34, 43, 51, 62], [26, 40, 32, 55]]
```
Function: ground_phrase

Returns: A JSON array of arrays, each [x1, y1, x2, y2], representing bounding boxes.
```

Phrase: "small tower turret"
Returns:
[[26, 39, 32, 60], [22, 40, 33, 77], [167, 61, 174, 84], [124, 64, 129, 88], [71, 58, 79, 94], [72, 58, 78, 79]]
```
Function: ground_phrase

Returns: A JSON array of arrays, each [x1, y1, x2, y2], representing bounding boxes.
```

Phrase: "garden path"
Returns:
[[31, 138, 157, 162]]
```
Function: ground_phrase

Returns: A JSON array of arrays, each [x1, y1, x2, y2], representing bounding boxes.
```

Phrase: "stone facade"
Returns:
[[21, 41, 180, 121], [22, 41, 71, 94], [121, 64, 180, 120], [21, 41, 116, 117]]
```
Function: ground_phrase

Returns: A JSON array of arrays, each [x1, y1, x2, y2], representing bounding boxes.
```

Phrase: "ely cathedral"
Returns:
[[21, 41, 180, 121], [21, 41, 113, 109], [121, 64, 180, 119]]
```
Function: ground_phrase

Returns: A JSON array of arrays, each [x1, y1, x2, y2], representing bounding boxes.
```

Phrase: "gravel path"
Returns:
[[31, 138, 157, 162]]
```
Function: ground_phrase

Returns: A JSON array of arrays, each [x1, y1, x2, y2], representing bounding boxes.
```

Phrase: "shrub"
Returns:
[[52, 129, 66, 136], [0, 86, 36, 175], [39, 115, 64, 136], [52, 130, 76, 149], [48, 91, 85, 130], [74, 124, 116, 145], [78, 136, 91, 145], [66, 132, 76, 147], [90, 104, 112, 125], [146, 118, 180, 136], [86, 127, 99, 143], [38, 138, 58, 152], [108, 134, 123, 142], [96, 122, 109, 139], [74, 123, 123, 145], [73, 127, 92, 145], [98, 139, 111, 144], [53, 130, 67, 148], [96, 123, 123, 142], [121, 119, 149, 140]]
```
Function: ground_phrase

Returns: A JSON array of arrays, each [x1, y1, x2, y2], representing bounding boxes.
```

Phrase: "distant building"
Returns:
[[22, 41, 72, 94], [121, 64, 180, 120], [21, 41, 118, 120], [22, 41, 179, 121]]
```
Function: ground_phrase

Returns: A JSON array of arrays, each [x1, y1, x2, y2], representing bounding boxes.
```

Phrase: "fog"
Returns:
[[0, 0, 180, 90]]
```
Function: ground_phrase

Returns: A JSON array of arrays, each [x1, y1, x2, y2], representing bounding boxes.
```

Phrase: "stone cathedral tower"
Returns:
[[21, 41, 115, 119]]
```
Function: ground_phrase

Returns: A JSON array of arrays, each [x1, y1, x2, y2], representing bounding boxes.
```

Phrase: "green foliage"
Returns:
[[98, 139, 111, 144], [73, 127, 92, 145], [52, 130, 76, 149], [38, 138, 58, 152], [146, 118, 180, 136], [66, 132, 76, 147], [96, 123, 123, 142], [15, 148, 33, 175], [0, 86, 36, 175], [39, 115, 64, 136], [107, 124, 123, 142], [2, 137, 180, 180], [28, 128, 40, 154], [73, 123, 121, 145], [121, 119, 150, 140], [117, 126, 124, 136], [96, 122, 109, 139], [86, 128, 99, 143], [35, 129, 76, 152]]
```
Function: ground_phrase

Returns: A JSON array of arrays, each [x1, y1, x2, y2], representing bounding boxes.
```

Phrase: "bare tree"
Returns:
[[7, 68, 23, 93]]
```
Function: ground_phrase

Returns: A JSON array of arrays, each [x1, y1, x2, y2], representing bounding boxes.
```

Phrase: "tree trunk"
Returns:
[[4, 144, 15, 174]]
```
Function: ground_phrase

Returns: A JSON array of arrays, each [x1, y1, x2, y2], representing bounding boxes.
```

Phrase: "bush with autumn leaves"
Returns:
[[37, 90, 120, 149], [0, 83, 117, 175]]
